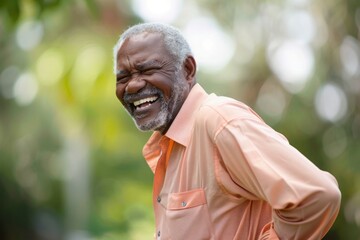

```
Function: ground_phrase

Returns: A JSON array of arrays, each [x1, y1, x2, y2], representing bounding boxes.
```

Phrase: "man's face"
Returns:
[[115, 32, 190, 133]]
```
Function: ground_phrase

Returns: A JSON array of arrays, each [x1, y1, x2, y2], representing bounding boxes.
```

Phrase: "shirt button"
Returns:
[[157, 196, 161, 203], [157, 231, 161, 237], [181, 201, 187, 207]]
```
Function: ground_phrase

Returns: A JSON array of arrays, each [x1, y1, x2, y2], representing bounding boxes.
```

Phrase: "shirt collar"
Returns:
[[143, 83, 208, 148], [164, 83, 209, 147], [142, 83, 209, 172]]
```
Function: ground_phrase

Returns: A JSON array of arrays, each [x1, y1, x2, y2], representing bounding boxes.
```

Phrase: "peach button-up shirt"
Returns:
[[143, 84, 341, 240]]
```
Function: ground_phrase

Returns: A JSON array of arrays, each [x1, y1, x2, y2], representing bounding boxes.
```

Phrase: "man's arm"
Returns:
[[214, 116, 341, 239]]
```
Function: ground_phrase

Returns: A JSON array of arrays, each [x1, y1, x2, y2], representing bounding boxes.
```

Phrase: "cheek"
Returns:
[[152, 76, 174, 100], [115, 85, 126, 103]]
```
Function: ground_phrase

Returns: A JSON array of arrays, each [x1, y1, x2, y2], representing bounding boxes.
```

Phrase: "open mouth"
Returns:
[[132, 95, 159, 110]]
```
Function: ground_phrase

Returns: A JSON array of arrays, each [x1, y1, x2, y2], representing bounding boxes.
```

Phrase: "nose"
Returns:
[[125, 75, 146, 94]]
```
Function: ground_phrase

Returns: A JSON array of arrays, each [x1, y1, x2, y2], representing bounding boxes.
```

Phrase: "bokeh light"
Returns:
[[13, 72, 38, 106], [131, 0, 182, 23], [340, 36, 360, 90], [183, 17, 235, 73], [36, 48, 65, 86], [267, 41, 314, 93], [70, 44, 106, 100], [315, 83, 348, 123], [283, 9, 315, 43], [16, 20, 44, 51]]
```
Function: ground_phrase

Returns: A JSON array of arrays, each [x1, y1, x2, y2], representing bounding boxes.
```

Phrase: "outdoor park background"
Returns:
[[0, 0, 359, 239]]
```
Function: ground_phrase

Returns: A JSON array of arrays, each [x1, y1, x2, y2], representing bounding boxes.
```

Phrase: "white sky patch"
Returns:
[[267, 40, 314, 93], [13, 72, 38, 106], [315, 83, 348, 123], [183, 17, 235, 73], [16, 20, 44, 51], [131, 0, 182, 23]]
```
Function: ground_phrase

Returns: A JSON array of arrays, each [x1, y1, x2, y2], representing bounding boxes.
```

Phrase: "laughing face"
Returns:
[[115, 32, 193, 133]]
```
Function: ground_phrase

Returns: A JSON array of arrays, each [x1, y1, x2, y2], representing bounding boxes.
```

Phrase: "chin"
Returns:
[[135, 119, 168, 133]]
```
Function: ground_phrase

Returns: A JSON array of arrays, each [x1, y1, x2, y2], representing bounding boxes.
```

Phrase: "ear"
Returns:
[[183, 55, 197, 85]]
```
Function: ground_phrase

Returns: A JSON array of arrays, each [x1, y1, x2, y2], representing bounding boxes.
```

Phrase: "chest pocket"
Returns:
[[166, 188, 215, 240]]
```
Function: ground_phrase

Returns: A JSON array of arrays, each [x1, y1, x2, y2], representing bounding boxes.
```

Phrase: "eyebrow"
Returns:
[[135, 59, 162, 70]]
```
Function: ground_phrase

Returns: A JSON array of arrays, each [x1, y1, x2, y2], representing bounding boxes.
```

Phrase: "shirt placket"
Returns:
[[153, 136, 174, 239]]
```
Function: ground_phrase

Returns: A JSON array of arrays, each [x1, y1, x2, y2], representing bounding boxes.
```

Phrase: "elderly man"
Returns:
[[113, 23, 341, 239]]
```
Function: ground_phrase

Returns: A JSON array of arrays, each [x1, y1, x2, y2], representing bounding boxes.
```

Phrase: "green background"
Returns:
[[0, 0, 359, 239]]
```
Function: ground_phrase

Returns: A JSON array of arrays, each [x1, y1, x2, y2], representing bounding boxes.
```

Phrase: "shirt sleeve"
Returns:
[[214, 116, 341, 240]]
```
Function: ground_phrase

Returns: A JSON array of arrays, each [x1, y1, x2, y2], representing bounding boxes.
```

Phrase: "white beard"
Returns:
[[135, 70, 188, 132]]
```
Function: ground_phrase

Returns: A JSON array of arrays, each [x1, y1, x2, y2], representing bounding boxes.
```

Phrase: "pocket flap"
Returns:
[[167, 188, 207, 210]]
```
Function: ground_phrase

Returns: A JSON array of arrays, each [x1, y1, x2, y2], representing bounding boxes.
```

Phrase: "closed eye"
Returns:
[[137, 60, 163, 74], [142, 67, 160, 75], [116, 75, 130, 84]]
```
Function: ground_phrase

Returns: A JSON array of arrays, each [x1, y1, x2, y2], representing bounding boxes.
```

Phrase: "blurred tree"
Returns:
[[0, 0, 99, 29]]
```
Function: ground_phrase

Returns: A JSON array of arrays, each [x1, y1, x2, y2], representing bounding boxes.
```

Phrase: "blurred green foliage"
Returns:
[[1, 0, 360, 239]]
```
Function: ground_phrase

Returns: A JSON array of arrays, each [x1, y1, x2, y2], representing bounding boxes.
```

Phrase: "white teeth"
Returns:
[[133, 96, 158, 107]]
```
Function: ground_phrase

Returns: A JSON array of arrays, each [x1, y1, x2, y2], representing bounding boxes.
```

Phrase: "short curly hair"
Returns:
[[113, 22, 193, 74]]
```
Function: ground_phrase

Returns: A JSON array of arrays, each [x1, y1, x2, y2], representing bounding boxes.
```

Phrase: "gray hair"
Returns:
[[113, 23, 193, 73]]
